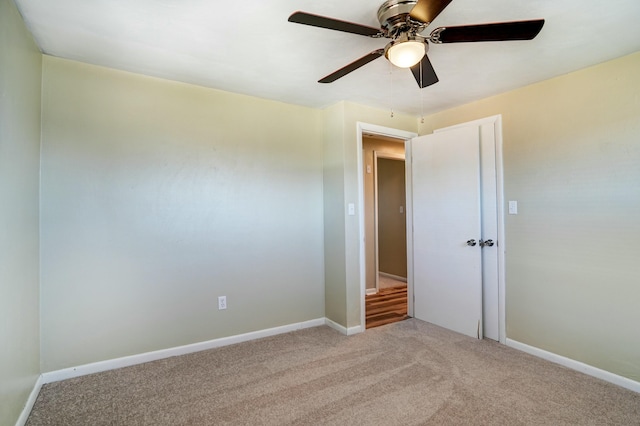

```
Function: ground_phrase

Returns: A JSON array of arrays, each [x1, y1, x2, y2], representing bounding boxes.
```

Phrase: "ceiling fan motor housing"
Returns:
[[377, 0, 425, 38], [378, 0, 429, 66]]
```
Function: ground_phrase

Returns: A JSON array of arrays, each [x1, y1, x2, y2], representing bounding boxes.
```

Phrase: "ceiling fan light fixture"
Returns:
[[289, 3, 544, 87], [386, 38, 425, 68]]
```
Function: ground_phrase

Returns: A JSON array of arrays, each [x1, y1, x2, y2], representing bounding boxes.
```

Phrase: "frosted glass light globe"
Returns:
[[387, 41, 425, 68]]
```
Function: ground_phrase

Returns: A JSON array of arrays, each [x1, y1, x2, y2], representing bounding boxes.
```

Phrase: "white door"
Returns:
[[410, 126, 483, 339], [434, 118, 503, 341]]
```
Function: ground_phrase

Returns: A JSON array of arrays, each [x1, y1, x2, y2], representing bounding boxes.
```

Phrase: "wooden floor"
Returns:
[[365, 285, 409, 329]]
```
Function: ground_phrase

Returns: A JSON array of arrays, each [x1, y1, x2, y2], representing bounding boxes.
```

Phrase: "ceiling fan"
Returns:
[[288, 0, 544, 88]]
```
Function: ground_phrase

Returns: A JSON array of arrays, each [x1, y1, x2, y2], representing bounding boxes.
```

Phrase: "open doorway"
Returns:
[[362, 134, 409, 328]]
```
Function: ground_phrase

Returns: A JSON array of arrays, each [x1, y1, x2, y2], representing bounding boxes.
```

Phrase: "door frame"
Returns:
[[357, 116, 506, 344], [357, 123, 417, 330], [373, 151, 407, 293]]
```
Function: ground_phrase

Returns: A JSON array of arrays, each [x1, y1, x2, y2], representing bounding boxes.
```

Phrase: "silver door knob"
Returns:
[[480, 239, 495, 247], [466, 239, 477, 247]]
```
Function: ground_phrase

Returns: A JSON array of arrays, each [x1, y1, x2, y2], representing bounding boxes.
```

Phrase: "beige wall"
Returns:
[[418, 52, 640, 382], [0, 0, 42, 423], [377, 158, 407, 278], [40, 56, 325, 371], [363, 137, 406, 290]]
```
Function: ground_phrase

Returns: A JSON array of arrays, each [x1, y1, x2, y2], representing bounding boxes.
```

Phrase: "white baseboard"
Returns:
[[506, 338, 640, 393], [41, 318, 325, 384], [346, 324, 365, 335], [15, 374, 43, 426], [325, 318, 348, 334], [379, 272, 407, 282], [365, 288, 377, 296], [324, 318, 364, 336]]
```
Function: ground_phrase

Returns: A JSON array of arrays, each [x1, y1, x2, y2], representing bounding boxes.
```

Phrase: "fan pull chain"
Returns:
[[420, 60, 425, 124], [389, 61, 394, 118]]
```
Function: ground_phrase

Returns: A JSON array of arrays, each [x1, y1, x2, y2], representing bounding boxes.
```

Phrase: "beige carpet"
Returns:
[[27, 319, 640, 425]]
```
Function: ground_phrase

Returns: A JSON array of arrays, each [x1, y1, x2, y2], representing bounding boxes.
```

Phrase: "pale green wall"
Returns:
[[40, 56, 325, 371], [323, 102, 417, 328], [0, 0, 42, 424], [322, 103, 348, 325], [418, 52, 640, 382]]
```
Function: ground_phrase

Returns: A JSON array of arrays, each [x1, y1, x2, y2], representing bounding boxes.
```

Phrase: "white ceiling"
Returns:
[[15, 0, 640, 116]]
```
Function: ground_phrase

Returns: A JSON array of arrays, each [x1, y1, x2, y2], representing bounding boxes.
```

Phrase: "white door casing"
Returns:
[[410, 126, 483, 339]]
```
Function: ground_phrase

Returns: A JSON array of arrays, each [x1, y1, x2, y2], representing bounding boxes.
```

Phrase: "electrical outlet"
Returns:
[[218, 296, 227, 310]]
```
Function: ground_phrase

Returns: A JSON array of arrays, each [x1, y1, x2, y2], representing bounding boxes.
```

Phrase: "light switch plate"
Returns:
[[508, 201, 518, 215], [348, 203, 355, 216]]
